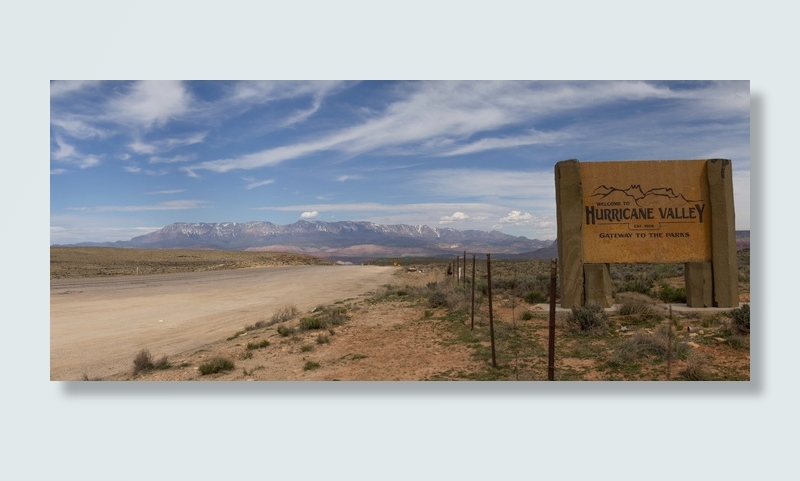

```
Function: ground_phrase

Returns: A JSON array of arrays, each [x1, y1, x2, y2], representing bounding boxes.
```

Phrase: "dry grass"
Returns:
[[50, 247, 331, 279]]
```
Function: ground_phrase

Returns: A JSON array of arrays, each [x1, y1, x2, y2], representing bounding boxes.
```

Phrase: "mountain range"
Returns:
[[64, 220, 556, 261]]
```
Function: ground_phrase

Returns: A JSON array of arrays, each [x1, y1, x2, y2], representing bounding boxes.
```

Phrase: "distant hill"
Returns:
[[57, 222, 749, 261], [59, 220, 553, 261]]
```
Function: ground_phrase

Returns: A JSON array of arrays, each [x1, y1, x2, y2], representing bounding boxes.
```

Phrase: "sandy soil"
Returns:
[[51, 265, 395, 380]]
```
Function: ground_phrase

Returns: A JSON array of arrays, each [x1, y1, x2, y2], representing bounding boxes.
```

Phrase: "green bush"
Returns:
[[566, 304, 609, 334], [132, 349, 155, 374], [679, 351, 711, 380], [730, 303, 750, 333], [199, 357, 235, 375], [246, 339, 270, 350], [299, 316, 325, 330], [303, 361, 320, 371], [658, 283, 686, 303], [271, 304, 299, 323], [524, 291, 547, 304], [521, 311, 534, 320], [277, 325, 295, 337], [428, 290, 449, 308]]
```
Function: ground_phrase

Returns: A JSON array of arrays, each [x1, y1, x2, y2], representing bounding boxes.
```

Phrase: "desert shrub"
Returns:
[[271, 304, 299, 324], [322, 307, 349, 326], [199, 357, 235, 375], [730, 303, 750, 334], [300, 344, 313, 352], [299, 316, 325, 330], [658, 283, 687, 303], [277, 325, 295, 337], [617, 277, 654, 295], [153, 355, 170, 370], [428, 290, 449, 308], [566, 304, 609, 334], [246, 339, 270, 350], [303, 361, 320, 371], [619, 298, 660, 317], [609, 325, 687, 366], [133, 349, 155, 374], [316, 334, 330, 344], [521, 311, 534, 320], [243, 320, 269, 332], [524, 291, 547, 304], [679, 351, 711, 380]]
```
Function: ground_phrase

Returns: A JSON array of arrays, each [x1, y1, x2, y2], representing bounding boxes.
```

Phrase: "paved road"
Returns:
[[50, 265, 395, 380]]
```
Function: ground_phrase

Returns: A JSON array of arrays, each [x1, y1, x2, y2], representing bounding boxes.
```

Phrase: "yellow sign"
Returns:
[[580, 160, 712, 263]]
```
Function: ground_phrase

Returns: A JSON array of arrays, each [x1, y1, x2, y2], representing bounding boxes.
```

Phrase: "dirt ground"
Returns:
[[51, 265, 396, 380], [95, 266, 749, 382], [91, 268, 487, 381], [54, 251, 749, 381]]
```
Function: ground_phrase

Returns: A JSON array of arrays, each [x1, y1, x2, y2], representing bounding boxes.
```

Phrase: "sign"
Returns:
[[580, 160, 712, 263]]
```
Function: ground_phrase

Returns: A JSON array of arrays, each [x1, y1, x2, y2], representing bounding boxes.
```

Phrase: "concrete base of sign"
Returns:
[[584, 263, 613, 308], [685, 262, 713, 307]]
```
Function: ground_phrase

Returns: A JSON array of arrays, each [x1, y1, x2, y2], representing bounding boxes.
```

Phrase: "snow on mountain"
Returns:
[[119, 220, 552, 258]]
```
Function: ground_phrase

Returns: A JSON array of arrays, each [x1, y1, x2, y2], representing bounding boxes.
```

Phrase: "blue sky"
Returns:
[[50, 80, 750, 245]]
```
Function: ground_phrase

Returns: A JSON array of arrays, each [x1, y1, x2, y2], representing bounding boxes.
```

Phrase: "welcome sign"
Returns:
[[580, 160, 712, 263], [555, 158, 738, 308]]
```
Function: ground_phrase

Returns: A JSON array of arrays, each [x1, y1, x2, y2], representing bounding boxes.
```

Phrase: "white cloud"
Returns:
[[499, 210, 533, 225], [300, 211, 319, 219], [439, 212, 470, 224], [129, 140, 156, 154], [107, 80, 190, 129], [50, 168, 67, 175]]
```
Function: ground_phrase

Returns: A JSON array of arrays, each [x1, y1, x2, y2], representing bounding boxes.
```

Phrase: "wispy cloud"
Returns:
[[412, 168, 556, 205], [244, 178, 275, 190], [51, 136, 100, 169], [336, 174, 363, 182], [68, 200, 209, 212], [149, 154, 194, 164], [146, 189, 185, 195], [187, 80, 709, 173], [123, 165, 168, 176], [50, 80, 101, 98], [50, 117, 110, 139], [439, 129, 571, 157]]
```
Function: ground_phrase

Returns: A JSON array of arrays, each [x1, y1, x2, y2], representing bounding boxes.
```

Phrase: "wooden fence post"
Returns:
[[487, 253, 497, 369]]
